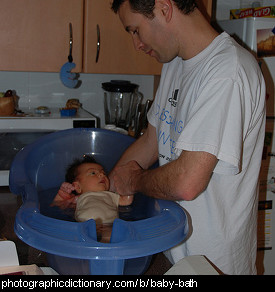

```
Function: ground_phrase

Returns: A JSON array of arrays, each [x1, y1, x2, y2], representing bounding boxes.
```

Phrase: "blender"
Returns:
[[102, 80, 143, 135]]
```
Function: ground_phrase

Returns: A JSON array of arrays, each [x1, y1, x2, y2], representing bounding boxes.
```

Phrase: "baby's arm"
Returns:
[[51, 182, 79, 209]]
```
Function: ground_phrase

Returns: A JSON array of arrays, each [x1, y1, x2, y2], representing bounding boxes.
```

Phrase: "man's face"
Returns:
[[118, 0, 177, 63]]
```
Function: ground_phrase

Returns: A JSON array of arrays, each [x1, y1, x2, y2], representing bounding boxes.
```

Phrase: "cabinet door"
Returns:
[[0, 0, 83, 72], [83, 0, 162, 75]]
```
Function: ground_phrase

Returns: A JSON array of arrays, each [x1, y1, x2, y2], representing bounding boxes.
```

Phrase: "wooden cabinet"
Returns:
[[83, 0, 162, 75], [83, 0, 213, 75], [199, 0, 213, 19], [0, 0, 83, 72], [0, 0, 212, 75]]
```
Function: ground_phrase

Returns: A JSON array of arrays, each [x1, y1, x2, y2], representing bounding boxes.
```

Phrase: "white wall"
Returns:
[[0, 71, 155, 125]]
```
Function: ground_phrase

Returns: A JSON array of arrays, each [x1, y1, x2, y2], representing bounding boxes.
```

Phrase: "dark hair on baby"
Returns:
[[111, 0, 198, 18], [65, 155, 98, 183]]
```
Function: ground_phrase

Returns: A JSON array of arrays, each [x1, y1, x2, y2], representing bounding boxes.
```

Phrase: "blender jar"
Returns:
[[102, 80, 142, 132]]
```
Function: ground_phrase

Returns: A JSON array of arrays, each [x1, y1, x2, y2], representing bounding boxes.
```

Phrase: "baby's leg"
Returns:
[[96, 224, 113, 243]]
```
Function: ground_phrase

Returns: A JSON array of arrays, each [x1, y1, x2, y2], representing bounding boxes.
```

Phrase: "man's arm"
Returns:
[[113, 149, 218, 202], [109, 123, 159, 191], [117, 123, 159, 169]]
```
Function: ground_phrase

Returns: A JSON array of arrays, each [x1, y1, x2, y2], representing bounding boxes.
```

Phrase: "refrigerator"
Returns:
[[218, 17, 275, 275]]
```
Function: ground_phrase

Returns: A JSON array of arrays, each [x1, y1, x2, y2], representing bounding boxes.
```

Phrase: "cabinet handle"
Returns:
[[69, 22, 73, 62], [96, 24, 100, 63]]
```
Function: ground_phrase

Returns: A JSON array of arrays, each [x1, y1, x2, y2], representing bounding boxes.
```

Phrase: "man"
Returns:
[[110, 0, 266, 274]]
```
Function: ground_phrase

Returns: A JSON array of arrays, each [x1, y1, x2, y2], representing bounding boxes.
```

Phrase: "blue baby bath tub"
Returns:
[[9, 128, 188, 275]]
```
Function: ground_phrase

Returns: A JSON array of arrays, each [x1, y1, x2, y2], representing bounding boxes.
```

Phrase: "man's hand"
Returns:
[[51, 182, 78, 209], [112, 160, 143, 196]]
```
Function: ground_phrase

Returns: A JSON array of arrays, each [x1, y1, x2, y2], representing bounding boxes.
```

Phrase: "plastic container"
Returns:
[[9, 128, 188, 275], [60, 108, 76, 116]]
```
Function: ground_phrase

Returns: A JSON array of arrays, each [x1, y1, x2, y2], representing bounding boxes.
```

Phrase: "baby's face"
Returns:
[[74, 163, 110, 194]]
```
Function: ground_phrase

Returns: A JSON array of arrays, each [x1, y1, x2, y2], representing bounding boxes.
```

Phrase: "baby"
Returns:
[[51, 155, 133, 241]]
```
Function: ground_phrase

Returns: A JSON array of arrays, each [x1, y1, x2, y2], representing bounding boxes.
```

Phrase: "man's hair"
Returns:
[[65, 155, 98, 183], [111, 0, 198, 18]]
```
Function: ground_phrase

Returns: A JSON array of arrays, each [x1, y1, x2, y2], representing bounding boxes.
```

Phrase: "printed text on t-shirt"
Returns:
[[155, 104, 184, 134], [155, 103, 184, 158]]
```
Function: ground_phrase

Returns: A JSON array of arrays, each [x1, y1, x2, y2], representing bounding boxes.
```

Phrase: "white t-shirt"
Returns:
[[75, 191, 120, 224], [147, 32, 266, 275]]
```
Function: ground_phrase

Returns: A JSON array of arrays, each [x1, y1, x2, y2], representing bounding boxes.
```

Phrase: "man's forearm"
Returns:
[[133, 160, 185, 201], [113, 124, 158, 169], [124, 151, 218, 202]]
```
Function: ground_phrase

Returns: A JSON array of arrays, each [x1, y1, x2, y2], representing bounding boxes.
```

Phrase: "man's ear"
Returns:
[[155, 0, 173, 22], [72, 181, 81, 194]]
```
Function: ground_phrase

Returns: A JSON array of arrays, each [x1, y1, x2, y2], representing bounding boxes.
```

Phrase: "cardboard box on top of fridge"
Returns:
[[230, 6, 275, 19]]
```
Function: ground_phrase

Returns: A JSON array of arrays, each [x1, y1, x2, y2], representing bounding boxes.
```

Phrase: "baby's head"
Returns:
[[66, 156, 110, 195]]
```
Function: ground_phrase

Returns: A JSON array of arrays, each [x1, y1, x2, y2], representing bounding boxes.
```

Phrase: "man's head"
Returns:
[[111, 0, 199, 63], [111, 0, 198, 18]]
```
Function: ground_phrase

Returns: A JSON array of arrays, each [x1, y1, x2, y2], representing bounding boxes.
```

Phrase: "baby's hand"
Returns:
[[59, 182, 75, 196], [51, 182, 78, 209], [119, 195, 134, 206]]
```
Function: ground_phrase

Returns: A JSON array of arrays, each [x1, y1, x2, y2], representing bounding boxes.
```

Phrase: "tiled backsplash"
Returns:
[[0, 71, 155, 126]]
